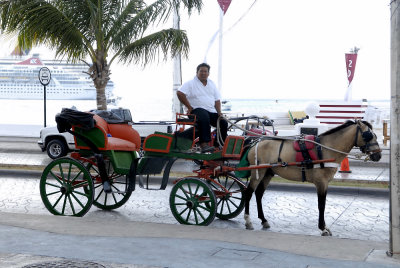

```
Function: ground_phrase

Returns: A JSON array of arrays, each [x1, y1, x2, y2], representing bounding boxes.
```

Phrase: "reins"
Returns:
[[217, 116, 371, 161]]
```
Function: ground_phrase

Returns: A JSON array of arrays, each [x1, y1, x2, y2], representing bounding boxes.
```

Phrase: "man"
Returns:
[[177, 63, 228, 152]]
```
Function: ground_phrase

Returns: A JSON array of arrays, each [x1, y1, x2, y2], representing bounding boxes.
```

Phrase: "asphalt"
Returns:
[[0, 134, 398, 267]]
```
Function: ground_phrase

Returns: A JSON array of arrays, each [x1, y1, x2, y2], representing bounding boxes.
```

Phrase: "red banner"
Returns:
[[217, 0, 232, 15], [345, 53, 357, 84]]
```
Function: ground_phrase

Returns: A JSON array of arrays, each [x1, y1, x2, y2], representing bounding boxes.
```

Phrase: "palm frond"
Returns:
[[0, 0, 94, 62], [115, 28, 189, 66], [104, 0, 143, 42], [108, 0, 172, 52]]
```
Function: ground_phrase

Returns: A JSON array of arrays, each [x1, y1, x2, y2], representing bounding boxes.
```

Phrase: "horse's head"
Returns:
[[354, 120, 382, 161]]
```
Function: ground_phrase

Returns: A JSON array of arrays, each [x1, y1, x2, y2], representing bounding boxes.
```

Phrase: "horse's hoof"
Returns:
[[321, 228, 332, 236], [245, 223, 254, 230], [262, 221, 270, 229], [244, 214, 254, 230]]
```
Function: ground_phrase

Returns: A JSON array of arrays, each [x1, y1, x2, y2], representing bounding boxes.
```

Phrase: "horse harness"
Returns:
[[354, 124, 380, 154], [278, 135, 324, 182]]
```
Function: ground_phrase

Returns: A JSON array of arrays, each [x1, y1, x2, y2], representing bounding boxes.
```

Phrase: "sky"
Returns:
[[0, 0, 391, 102], [112, 0, 391, 101]]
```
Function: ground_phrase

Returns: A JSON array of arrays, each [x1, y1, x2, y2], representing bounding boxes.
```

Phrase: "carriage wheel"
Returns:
[[208, 173, 246, 220], [40, 157, 94, 217], [85, 160, 133, 210], [169, 178, 217, 226]]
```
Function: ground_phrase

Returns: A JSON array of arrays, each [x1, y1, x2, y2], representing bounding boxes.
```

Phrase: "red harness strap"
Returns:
[[293, 135, 318, 162], [293, 135, 324, 182]]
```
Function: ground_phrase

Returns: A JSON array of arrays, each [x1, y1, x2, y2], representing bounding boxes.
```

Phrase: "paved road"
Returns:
[[0, 170, 389, 243]]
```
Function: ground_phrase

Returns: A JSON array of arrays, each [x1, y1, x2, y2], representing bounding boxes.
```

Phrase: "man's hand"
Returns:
[[177, 91, 193, 114], [215, 100, 223, 117]]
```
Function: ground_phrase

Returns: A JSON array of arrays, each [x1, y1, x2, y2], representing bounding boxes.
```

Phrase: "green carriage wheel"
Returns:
[[169, 177, 217, 226], [208, 173, 246, 220], [85, 160, 133, 210], [40, 157, 94, 217]]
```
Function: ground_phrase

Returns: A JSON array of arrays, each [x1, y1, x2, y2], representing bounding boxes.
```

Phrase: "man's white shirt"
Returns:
[[178, 76, 221, 113]]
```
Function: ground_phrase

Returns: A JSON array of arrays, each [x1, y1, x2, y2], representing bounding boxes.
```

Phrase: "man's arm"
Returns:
[[177, 91, 193, 114], [215, 100, 222, 116]]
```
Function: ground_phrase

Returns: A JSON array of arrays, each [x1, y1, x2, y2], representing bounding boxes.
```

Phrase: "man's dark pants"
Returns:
[[191, 108, 228, 147]]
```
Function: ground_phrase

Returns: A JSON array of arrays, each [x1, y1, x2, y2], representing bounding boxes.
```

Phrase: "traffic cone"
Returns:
[[339, 157, 351, 173]]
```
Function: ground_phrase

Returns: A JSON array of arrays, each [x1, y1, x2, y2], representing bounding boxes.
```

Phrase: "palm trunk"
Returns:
[[92, 50, 109, 110], [96, 84, 107, 110]]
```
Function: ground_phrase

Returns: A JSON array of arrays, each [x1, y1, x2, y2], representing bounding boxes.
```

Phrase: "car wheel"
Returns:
[[46, 139, 68, 159]]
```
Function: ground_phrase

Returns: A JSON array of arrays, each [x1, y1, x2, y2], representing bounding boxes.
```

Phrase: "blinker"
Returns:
[[362, 131, 373, 142]]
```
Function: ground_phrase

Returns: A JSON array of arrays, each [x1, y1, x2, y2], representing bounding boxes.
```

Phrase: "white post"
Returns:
[[390, 0, 400, 256], [218, 8, 223, 93], [344, 83, 352, 102], [172, 7, 183, 118]]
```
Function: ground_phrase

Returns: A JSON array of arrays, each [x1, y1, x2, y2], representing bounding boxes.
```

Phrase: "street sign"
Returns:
[[38, 67, 51, 86], [38, 67, 51, 127]]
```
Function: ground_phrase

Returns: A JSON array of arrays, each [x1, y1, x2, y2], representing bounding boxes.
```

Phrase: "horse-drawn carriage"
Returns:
[[39, 108, 382, 235]]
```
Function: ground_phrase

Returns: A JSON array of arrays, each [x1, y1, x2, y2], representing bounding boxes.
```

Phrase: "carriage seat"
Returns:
[[74, 114, 140, 152]]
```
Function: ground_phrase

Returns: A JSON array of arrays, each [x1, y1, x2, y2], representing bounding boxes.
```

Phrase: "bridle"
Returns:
[[354, 122, 381, 155]]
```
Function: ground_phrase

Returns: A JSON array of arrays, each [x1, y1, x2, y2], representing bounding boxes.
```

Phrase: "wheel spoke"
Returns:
[[178, 207, 189, 216], [67, 163, 73, 183], [58, 163, 65, 182], [70, 192, 85, 209], [193, 209, 199, 224], [51, 193, 64, 209], [70, 170, 84, 184], [46, 190, 61, 196], [193, 184, 200, 196], [72, 190, 90, 198], [219, 199, 226, 214], [185, 208, 192, 222], [187, 183, 193, 196], [45, 181, 62, 188], [178, 186, 190, 199], [175, 194, 188, 201], [72, 180, 88, 189], [228, 198, 241, 206], [195, 207, 207, 221], [49, 171, 63, 185], [61, 194, 68, 214], [67, 195, 76, 215], [94, 188, 105, 202], [197, 204, 212, 212]]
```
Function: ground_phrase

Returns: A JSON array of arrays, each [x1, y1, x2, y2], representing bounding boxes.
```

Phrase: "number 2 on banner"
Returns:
[[347, 60, 352, 78]]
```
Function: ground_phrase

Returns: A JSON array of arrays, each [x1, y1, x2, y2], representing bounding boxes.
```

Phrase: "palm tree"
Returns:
[[0, 0, 203, 110]]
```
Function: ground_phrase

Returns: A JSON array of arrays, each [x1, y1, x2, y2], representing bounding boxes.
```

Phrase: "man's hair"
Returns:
[[196, 63, 210, 72]]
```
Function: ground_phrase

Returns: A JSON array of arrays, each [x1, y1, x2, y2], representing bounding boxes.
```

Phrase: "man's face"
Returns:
[[196, 66, 209, 82]]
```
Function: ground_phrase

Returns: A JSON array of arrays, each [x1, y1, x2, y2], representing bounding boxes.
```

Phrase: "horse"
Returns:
[[243, 120, 382, 236]]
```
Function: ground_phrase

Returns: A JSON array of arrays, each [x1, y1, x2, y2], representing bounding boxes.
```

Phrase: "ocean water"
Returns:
[[0, 98, 390, 127]]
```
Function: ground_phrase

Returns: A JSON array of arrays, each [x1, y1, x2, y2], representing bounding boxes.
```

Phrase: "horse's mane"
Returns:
[[319, 120, 373, 137]]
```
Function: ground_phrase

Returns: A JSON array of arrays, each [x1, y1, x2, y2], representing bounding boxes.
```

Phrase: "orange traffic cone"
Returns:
[[339, 157, 351, 173]]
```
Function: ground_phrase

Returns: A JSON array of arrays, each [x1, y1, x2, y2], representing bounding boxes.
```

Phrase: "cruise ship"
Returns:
[[0, 52, 114, 100]]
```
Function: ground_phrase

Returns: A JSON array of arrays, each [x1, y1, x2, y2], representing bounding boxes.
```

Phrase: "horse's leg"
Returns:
[[255, 173, 273, 229], [244, 187, 255, 230], [316, 184, 332, 236]]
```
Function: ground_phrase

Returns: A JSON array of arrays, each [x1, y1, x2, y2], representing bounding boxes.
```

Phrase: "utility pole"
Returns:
[[172, 6, 183, 118], [389, 0, 400, 256], [218, 7, 223, 93]]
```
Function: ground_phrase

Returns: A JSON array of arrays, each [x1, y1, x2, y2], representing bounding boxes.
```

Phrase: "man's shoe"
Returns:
[[201, 145, 215, 153]]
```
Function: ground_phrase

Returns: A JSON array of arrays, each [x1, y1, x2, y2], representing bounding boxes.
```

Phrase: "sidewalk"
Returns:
[[0, 132, 397, 267], [0, 212, 399, 268]]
